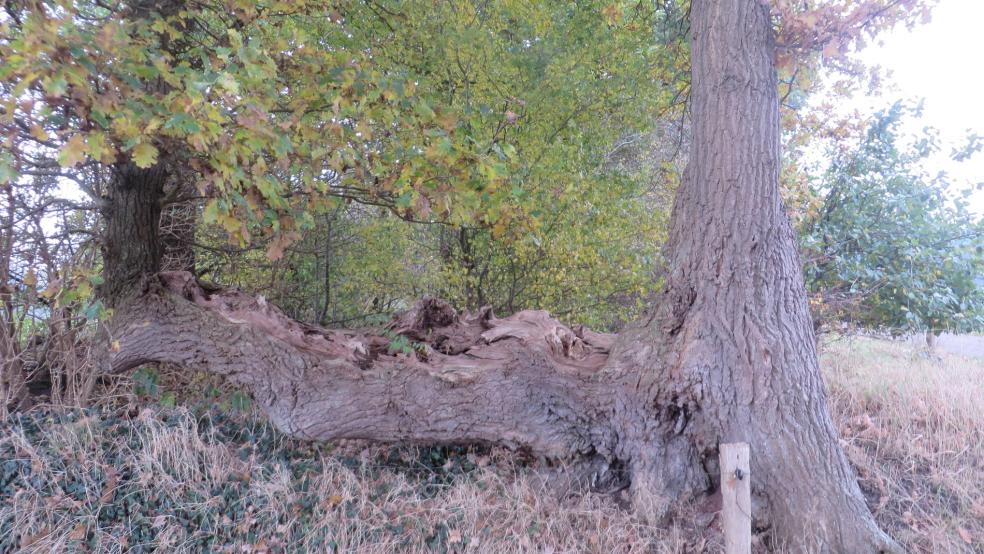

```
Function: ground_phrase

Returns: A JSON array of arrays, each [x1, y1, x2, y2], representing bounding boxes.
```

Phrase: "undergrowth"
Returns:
[[0, 407, 694, 553], [0, 337, 981, 553]]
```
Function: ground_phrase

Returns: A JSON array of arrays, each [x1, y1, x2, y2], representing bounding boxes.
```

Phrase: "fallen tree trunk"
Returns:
[[111, 272, 624, 462], [100, 0, 902, 550], [107, 268, 896, 553], [109, 270, 716, 502]]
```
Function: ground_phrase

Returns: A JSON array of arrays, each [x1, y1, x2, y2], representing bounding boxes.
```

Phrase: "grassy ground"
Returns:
[[823, 337, 984, 554], [0, 337, 981, 553]]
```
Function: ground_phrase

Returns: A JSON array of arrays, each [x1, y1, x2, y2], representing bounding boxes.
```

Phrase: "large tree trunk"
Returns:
[[103, 0, 899, 551], [626, 0, 899, 550]]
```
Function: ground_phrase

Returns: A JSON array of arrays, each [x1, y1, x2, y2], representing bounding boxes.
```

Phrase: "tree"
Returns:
[[192, 0, 684, 330], [2, 0, 927, 550], [803, 104, 984, 338]]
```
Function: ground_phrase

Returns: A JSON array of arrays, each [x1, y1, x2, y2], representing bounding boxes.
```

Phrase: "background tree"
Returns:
[[0, 0, 688, 329], [191, 0, 688, 329], [803, 104, 984, 340]]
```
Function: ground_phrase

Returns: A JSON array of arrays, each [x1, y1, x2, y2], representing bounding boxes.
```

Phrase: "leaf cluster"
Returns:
[[802, 104, 984, 334]]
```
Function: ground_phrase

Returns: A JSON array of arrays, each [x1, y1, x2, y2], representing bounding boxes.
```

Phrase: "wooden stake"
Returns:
[[720, 442, 751, 554]]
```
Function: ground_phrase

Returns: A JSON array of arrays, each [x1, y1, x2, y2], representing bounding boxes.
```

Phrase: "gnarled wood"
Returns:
[[111, 273, 624, 463], [99, 0, 903, 551]]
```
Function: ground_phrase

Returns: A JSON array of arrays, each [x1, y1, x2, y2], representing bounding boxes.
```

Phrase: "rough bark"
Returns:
[[100, 163, 168, 306], [112, 273, 623, 465], [614, 0, 899, 551], [101, 0, 901, 551]]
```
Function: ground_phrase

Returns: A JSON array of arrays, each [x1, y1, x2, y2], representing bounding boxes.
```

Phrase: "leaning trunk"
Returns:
[[111, 274, 624, 463]]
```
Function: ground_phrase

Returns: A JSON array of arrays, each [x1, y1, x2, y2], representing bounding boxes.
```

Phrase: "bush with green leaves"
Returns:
[[802, 104, 984, 335]]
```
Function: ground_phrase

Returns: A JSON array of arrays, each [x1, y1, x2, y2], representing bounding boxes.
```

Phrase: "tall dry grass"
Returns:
[[824, 336, 984, 553]]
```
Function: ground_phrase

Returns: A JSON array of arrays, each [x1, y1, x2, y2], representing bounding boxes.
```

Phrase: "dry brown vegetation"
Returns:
[[0, 336, 981, 553], [825, 337, 984, 554]]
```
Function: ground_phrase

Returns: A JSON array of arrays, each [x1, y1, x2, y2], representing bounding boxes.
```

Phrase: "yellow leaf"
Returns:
[[110, 340, 120, 353], [30, 125, 49, 142], [112, 117, 141, 140], [23, 268, 37, 287], [76, 280, 92, 298], [86, 132, 108, 163], [132, 142, 158, 168], [602, 4, 623, 25], [188, 133, 208, 152], [144, 117, 162, 134], [217, 72, 239, 94], [58, 134, 86, 168], [40, 279, 60, 300]]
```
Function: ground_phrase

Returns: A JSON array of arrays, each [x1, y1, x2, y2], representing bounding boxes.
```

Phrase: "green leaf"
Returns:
[[83, 300, 104, 321], [160, 391, 177, 408], [229, 391, 251, 411], [0, 154, 17, 184], [44, 75, 68, 97], [86, 132, 108, 163]]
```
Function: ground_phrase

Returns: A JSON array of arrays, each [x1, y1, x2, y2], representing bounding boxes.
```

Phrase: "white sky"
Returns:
[[848, 0, 984, 213]]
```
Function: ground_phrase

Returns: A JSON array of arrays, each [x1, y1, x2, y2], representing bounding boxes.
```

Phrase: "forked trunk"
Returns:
[[102, 0, 899, 551]]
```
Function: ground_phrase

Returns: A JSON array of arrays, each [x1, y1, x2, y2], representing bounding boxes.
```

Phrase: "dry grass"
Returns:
[[823, 336, 984, 553], [0, 409, 707, 553], [0, 337, 981, 553]]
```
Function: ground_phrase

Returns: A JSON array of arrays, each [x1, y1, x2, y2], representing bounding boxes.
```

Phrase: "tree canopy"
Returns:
[[2, 0, 950, 329], [1, 0, 696, 327]]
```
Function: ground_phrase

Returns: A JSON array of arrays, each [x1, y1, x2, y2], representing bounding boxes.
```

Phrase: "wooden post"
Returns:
[[720, 442, 751, 554]]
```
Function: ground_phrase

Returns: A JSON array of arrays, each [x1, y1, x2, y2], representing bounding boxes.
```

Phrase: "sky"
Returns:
[[848, 0, 984, 213]]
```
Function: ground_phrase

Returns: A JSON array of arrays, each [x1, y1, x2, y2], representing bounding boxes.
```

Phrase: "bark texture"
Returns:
[[112, 273, 623, 465], [100, 163, 168, 306], [101, 0, 901, 551], [620, 1, 899, 551]]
